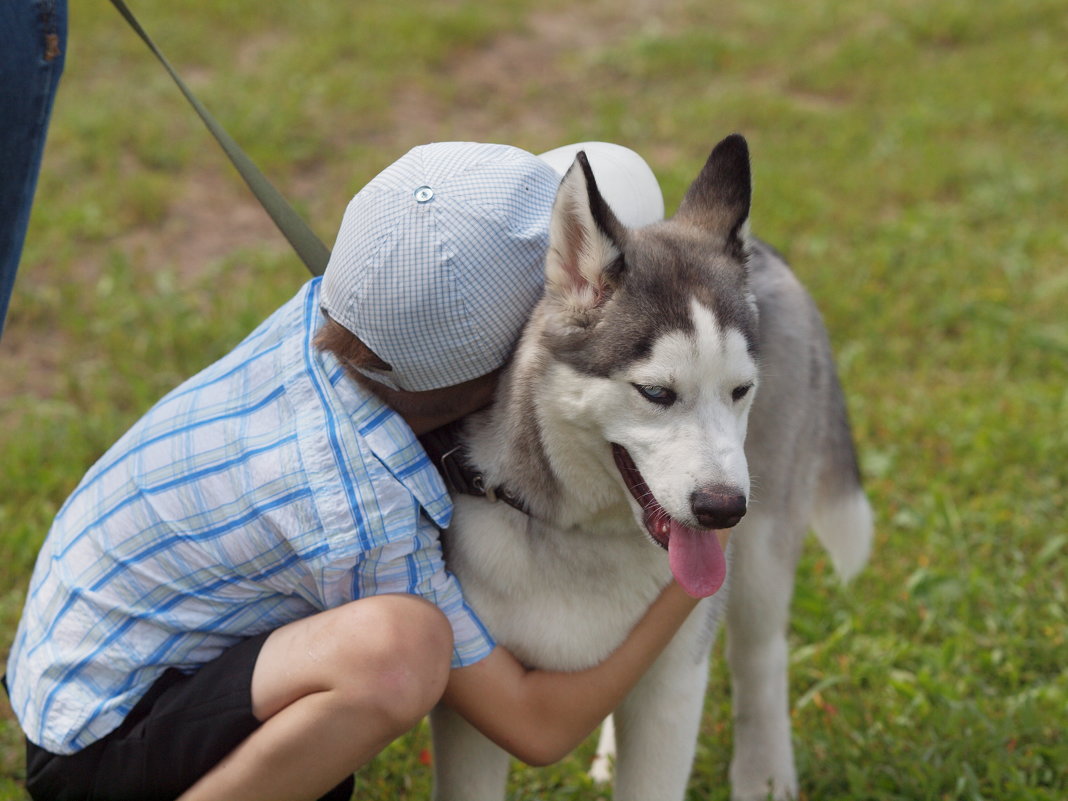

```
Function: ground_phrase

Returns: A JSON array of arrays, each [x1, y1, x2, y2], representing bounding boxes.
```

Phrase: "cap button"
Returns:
[[414, 186, 434, 203]]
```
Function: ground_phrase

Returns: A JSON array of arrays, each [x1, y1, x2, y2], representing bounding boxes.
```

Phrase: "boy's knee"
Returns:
[[378, 595, 453, 689], [337, 595, 453, 729]]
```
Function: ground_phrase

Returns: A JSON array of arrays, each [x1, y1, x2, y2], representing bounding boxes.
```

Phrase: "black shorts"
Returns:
[[18, 633, 355, 801]]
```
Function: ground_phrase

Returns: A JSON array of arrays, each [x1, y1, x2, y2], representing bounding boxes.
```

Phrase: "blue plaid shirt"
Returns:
[[6, 278, 495, 755]]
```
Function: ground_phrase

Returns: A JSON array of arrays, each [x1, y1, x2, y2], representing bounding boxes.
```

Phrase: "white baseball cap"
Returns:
[[321, 141, 663, 391]]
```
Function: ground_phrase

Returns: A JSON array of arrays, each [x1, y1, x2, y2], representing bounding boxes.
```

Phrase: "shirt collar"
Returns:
[[307, 309, 453, 529]]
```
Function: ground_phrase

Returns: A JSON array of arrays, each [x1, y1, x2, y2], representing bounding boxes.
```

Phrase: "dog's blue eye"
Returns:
[[635, 384, 676, 406], [732, 383, 753, 402]]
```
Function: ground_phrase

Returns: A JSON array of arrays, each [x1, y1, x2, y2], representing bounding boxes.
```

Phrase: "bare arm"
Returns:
[[441, 578, 703, 766]]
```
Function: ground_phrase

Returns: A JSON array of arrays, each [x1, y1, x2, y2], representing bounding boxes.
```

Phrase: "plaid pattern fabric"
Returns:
[[6, 278, 494, 755], [321, 142, 559, 391]]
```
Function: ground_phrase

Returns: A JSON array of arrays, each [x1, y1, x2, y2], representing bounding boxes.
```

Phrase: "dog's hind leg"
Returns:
[[725, 511, 801, 801], [430, 704, 510, 801], [588, 715, 616, 784]]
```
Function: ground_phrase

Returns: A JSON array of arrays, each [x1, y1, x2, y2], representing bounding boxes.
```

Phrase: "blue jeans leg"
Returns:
[[0, 0, 67, 340]]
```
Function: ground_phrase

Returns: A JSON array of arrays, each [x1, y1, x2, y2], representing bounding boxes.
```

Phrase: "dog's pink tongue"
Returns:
[[668, 521, 727, 598]]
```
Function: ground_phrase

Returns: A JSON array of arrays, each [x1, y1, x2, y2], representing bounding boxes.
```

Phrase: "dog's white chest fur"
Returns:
[[446, 499, 671, 671]]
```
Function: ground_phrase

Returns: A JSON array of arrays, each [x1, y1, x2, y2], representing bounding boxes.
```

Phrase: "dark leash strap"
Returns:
[[109, 0, 330, 277], [112, 1, 530, 515]]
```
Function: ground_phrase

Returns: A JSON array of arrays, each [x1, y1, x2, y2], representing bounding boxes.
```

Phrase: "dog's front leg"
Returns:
[[429, 703, 510, 801], [610, 612, 714, 801]]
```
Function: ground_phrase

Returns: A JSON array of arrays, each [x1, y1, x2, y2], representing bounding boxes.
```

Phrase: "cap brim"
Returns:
[[538, 142, 665, 228]]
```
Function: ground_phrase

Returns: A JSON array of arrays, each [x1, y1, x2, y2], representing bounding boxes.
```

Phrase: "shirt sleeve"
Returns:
[[309, 513, 495, 669], [406, 528, 498, 670]]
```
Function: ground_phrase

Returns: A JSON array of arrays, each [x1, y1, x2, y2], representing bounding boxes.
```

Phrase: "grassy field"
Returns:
[[1, 0, 1065, 798]]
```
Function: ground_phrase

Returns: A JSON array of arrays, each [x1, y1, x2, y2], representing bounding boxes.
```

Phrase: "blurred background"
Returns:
[[1, 0, 1064, 798]]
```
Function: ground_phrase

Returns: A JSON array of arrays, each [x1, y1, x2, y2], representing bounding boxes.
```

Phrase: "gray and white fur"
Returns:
[[430, 134, 873, 801]]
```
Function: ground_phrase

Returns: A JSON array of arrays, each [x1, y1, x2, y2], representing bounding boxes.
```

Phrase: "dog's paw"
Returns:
[[729, 770, 798, 801], [588, 752, 614, 785]]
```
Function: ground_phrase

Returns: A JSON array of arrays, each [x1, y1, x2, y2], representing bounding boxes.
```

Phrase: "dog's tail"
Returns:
[[810, 366, 873, 583]]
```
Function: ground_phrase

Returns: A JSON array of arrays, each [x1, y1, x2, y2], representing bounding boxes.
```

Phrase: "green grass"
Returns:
[[1, 0, 1066, 798]]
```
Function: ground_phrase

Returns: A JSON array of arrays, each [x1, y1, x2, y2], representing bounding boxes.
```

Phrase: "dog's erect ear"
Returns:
[[674, 134, 751, 258], [544, 152, 628, 311]]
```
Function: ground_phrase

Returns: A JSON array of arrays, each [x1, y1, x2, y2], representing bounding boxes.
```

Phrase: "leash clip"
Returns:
[[471, 474, 498, 503]]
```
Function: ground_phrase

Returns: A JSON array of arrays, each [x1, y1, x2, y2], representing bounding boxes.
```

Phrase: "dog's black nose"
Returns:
[[691, 487, 747, 529]]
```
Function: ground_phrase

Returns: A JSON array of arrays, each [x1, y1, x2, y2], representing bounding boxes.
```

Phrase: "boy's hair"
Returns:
[[314, 315, 496, 423], [313, 314, 391, 375]]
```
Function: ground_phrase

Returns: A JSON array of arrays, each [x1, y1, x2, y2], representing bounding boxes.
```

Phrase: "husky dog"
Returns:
[[429, 134, 873, 801]]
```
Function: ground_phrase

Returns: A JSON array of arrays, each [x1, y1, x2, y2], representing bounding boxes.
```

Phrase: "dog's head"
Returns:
[[540, 134, 759, 597]]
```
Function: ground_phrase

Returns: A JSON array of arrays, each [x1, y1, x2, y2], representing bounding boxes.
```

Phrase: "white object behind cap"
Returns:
[[537, 142, 664, 228]]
